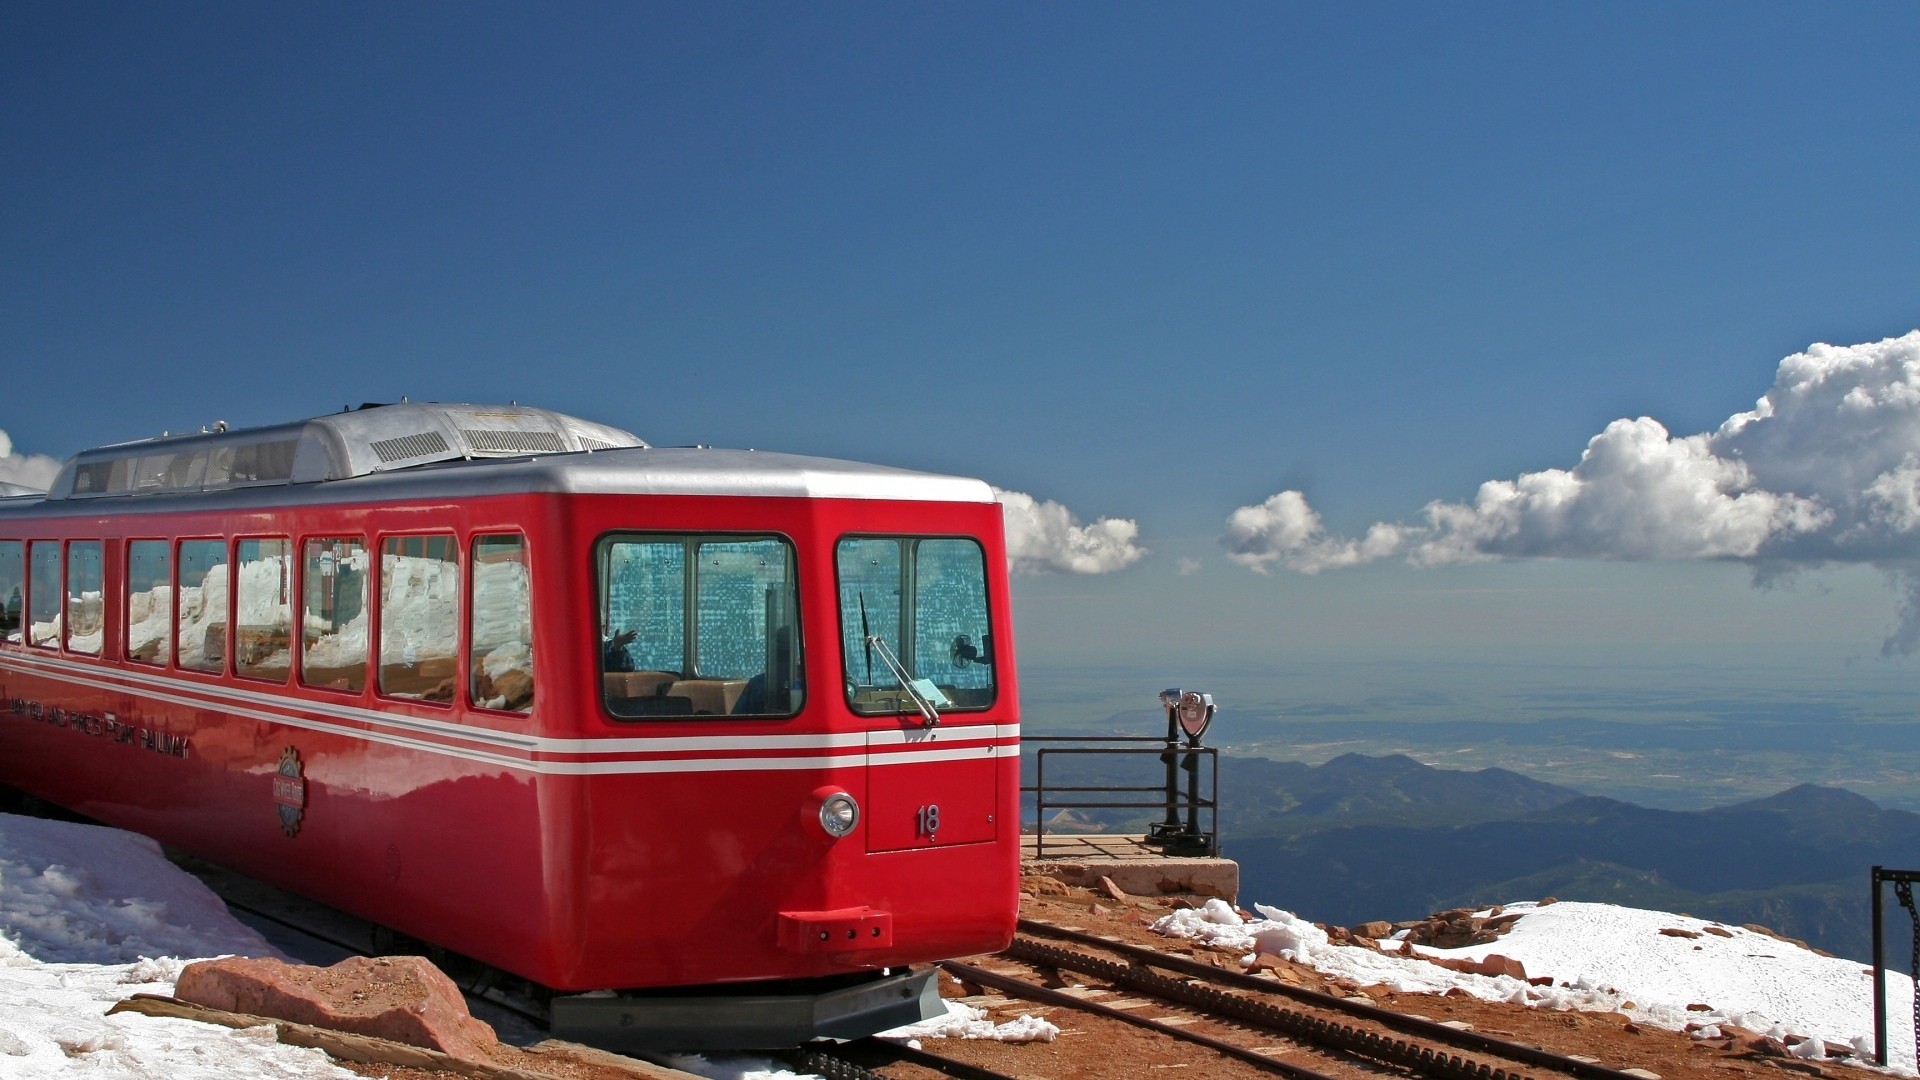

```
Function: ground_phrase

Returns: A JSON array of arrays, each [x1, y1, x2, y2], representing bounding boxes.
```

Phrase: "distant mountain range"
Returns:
[[1027, 750, 1920, 965], [1216, 757, 1920, 965], [1219, 752, 1581, 835]]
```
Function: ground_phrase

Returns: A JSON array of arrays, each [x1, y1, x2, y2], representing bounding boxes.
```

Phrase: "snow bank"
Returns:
[[1154, 898, 1919, 1073], [0, 813, 354, 1079], [0, 955, 353, 1079], [0, 814, 279, 964], [661, 1053, 813, 1080], [880, 999, 1059, 1044]]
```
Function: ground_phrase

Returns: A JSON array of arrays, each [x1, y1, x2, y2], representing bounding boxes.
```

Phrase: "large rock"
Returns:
[[173, 955, 499, 1063], [1396, 907, 1525, 950], [1425, 952, 1529, 981]]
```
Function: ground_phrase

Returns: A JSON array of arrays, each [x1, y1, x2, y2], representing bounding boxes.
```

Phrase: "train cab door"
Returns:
[[836, 535, 1003, 854]]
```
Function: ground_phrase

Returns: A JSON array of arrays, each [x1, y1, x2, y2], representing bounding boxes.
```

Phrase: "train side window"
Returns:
[[599, 535, 802, 719], [470, 534, 534, 714], [28, 541, 60, 648], [176, 540, 230, 674], [379, 535, 459, 703], [235, 539, 293, 682], [301, 538, 368, 692], [64, 542, 105, 656], [127, 541, 174, 665], [603, 539, 686, 679], [0, 541, 21, 645]]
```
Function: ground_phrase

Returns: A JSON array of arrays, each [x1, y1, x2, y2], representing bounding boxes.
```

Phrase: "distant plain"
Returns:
[[1020, 650, 1920, 811]]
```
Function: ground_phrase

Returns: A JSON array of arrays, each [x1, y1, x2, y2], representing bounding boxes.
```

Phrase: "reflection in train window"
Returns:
[[302, 538, 368, 692], [127, 541, 173, 666], [838, 536, 995, 715], [176, 539, 230, 674], [379, 536, 459, 703], [64, 541, 104, 656], [235, 539, 293, 681], [598, 535, 802, 719], [471, 534, 534, 714], [0, 542, 20, 645], [28, 542, 59, 648]]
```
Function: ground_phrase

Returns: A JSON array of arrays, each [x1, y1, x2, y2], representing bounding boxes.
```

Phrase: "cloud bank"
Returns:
[[1222, 331, 1920, 652], [0, 430, 59, 492], [995, 488, 1146, 575]]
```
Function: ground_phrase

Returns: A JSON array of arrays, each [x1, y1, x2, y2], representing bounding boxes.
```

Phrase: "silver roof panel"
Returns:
[[45, 403, 647, 500]]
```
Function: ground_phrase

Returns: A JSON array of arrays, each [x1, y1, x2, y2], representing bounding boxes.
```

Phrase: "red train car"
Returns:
[[0, 403, 1020, 1048]]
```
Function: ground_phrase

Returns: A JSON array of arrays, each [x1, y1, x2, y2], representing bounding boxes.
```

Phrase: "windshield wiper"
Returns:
[[864, 633, 944, 727]]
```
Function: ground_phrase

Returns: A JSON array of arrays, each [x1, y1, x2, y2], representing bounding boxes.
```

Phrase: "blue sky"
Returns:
[[7, 4, 1920, 708]]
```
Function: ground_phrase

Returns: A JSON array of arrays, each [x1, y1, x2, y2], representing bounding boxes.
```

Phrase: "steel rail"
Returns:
[[943, 958, 1344, 1080], [998, 939, 1531, 1080], [1017, 920, 1654, 1080]]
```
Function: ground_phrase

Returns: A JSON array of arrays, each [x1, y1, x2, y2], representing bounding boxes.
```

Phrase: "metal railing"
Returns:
[[1023, 734, 1218, 860], [1872, 865, 1920, 1065]]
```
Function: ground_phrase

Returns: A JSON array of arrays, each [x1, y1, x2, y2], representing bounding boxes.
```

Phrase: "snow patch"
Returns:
[[1153, 899, 1918, 1073]]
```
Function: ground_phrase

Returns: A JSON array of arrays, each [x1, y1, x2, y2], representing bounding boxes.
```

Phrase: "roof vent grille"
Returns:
[[461, 428, 566, 454], [579, 437, 616, 452], [372, 431, 451, 463]]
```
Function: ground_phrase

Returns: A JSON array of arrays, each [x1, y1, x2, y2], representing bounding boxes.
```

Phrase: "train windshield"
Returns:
[[598, 534, 802, 719], [837, 537, 995, 717]]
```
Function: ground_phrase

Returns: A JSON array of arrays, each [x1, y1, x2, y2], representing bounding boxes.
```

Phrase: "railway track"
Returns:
[[937, 918, 1666, 1080]]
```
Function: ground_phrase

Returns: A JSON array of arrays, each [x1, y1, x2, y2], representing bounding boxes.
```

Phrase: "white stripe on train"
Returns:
[[0, 650, 1018, 776]]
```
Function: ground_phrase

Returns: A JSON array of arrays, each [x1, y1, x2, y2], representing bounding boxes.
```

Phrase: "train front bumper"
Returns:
[[547, 965, 942, 1051]]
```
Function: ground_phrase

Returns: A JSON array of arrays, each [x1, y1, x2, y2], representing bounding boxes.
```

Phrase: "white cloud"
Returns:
[[1409, 417, 1828, 564], [994, 488, 1146, 575], [1224, 491, 1413, 574], [1220, 331, 1920, 652], [1176, 556, 1203, 576], [0, 430, 59, 492]]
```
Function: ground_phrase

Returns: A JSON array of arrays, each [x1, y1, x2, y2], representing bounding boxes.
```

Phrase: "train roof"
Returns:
[[44, 402, 646, 500], [3, 403, 993, 516]]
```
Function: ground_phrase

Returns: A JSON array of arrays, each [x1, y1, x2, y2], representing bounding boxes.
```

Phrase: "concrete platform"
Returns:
[[1020, 832, 1239, 901]]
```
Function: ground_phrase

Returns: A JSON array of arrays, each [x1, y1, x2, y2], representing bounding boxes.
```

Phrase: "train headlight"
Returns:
[[818, 792, 860, 838]]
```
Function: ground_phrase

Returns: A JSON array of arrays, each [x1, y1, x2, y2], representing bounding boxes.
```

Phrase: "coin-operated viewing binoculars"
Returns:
[[1148, 688, 1216, 853]]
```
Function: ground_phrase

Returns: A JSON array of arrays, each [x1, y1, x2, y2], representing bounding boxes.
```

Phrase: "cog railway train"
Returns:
[[0, 402, 1020, 1048]]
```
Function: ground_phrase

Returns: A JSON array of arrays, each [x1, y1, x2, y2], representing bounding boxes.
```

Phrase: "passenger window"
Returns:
[[838, 536, 996, 714], [471, 534, 534, 714], [301, 538, 368, 692], [71, 462, 115, 495], [599, 535, 802, 719], [379, 536, 459, 703], [28, 542, 59, 648], [64, 542, 104, 656], [176, 540, 230, 674], [127, 541, 173, 666], [0, 541, 21, 645], [235, 539, 293, 681]]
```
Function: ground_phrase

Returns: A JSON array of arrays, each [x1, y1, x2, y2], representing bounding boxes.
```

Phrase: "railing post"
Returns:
[[1035, 749, 1048, 861], [1182, 731, 1203, 841], [1874, 865, 1887, 1066], [1160, 704, 1182, 834]]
